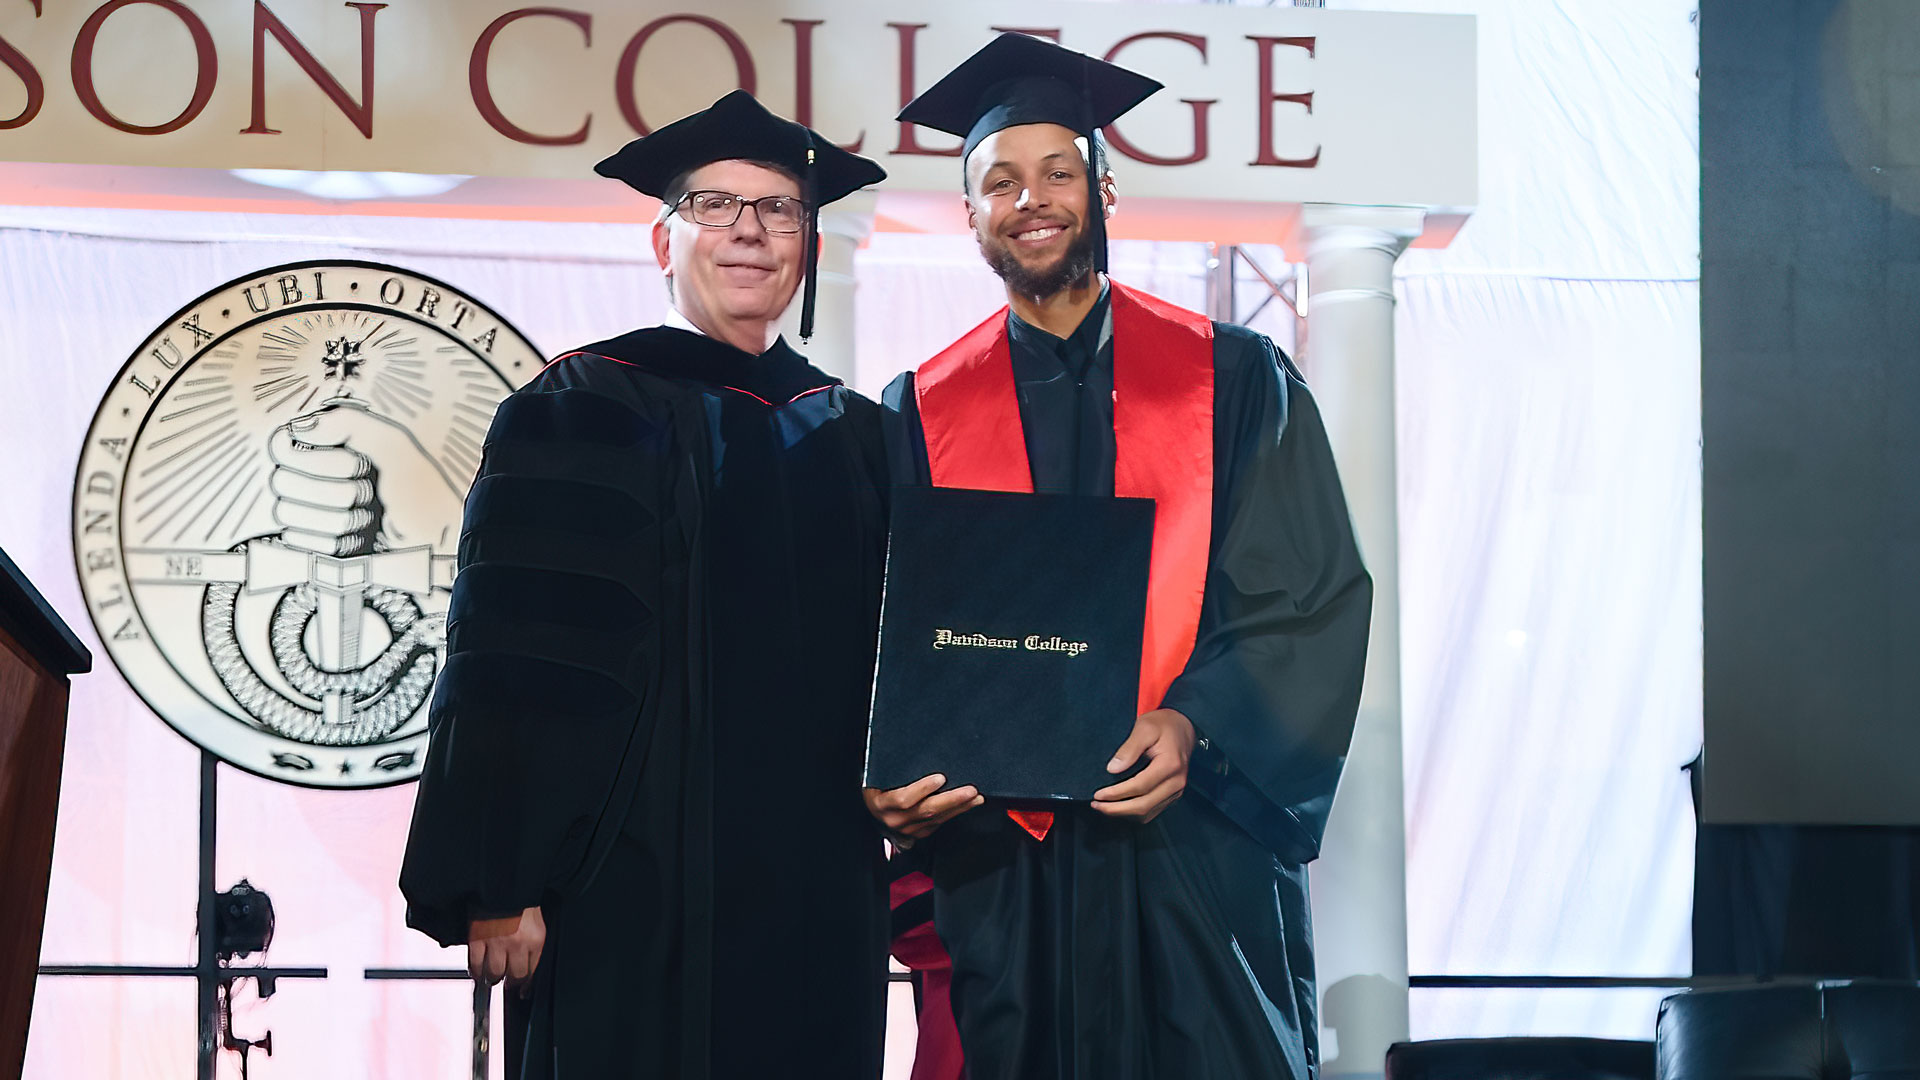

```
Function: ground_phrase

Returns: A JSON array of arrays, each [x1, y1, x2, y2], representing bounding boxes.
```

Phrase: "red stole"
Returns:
[[894, 282, 1215, 1080], [913, 280, 1215, 841]]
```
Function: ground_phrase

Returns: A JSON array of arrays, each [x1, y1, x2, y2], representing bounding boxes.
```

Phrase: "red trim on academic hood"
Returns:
[[538, 349, 619, 376], [719, 383, 836, 408], [890, 871, 963, 1080], [540, 351, 838, 407]]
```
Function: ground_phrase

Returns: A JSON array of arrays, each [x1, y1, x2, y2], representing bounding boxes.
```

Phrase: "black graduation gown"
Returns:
[[400, 327, 890, 1079], [881, 289, 1372, 1080]]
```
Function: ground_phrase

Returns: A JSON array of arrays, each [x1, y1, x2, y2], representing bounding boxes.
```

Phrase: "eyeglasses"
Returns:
[[671, 190, 811, 234]]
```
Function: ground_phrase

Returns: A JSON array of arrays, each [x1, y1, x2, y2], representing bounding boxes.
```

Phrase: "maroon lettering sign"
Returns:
[[1104, 31, 1213, 167], [785, 18, 863, 153], [71, 0, 217, 135], [470, 7, 593, 145], [243, 2, 386, 138], [888, 22, 960, 158], [2, 6, 1338, 177], [1248, 35, 1319, 168], [616, 14, 754, 136], [0, 27, 44, 129]]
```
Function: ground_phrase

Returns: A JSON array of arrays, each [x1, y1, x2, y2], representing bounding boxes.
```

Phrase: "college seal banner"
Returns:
[[71, 260, 543, 787]]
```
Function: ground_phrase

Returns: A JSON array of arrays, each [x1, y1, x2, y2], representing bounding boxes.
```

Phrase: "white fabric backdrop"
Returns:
[[1335, 0, 1703, 1038], [0, 0, 1702, 1072]]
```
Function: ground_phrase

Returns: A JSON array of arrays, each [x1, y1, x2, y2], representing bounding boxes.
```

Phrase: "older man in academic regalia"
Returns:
[[400, 91, 891, 1079], [866, 34, 1374, 1080]]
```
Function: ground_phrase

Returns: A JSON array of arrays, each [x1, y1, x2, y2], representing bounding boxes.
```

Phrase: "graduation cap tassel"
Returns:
[[1082, 79, 1109, 277], [1087, 144, 1109, 277], [800, 140, 821, 342]]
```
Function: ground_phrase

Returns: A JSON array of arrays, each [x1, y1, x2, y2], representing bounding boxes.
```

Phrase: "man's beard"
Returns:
[[979, 220, 1098, 300]]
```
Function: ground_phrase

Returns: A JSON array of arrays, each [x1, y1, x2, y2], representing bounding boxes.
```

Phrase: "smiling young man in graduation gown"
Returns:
[[398, 91, 891, 1079], [865, 35, 1375, 1080]]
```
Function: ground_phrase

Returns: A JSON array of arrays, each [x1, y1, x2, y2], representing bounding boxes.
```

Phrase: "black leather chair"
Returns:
[[1387, 1038, 1656, 1080], [1656, 981, 1920, 1080], [1828, 982, 1920, 1079]]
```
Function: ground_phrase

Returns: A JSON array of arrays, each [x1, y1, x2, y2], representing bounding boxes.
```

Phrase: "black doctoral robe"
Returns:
[[882, 286, 1372, 1080], [400, 327, 890, 1079]]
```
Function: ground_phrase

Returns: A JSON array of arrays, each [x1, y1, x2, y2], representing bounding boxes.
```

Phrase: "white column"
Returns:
[[1300, 202, 1423, 1080], [782, 188, 877, 382]]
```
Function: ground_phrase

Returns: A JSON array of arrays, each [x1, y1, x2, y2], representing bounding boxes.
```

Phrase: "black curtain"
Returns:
[[1689, 756, 1920, 978]]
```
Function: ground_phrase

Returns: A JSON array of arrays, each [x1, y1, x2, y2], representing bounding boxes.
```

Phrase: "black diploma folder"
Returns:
[[864, 486, 1153, 801]]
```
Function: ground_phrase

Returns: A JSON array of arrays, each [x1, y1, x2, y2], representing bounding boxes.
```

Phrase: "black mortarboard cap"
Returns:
[[897, 34, 1162, 274], [596, 89, 886, 340]]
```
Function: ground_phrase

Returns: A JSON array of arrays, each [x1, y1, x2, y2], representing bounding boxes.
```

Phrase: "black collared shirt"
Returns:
[[1006, 283, 1115, 496]]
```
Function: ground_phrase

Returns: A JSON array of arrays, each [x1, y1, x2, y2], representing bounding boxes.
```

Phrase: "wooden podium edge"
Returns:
[[0, 544, 86, 1079], [0, 547, 89, 677]]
